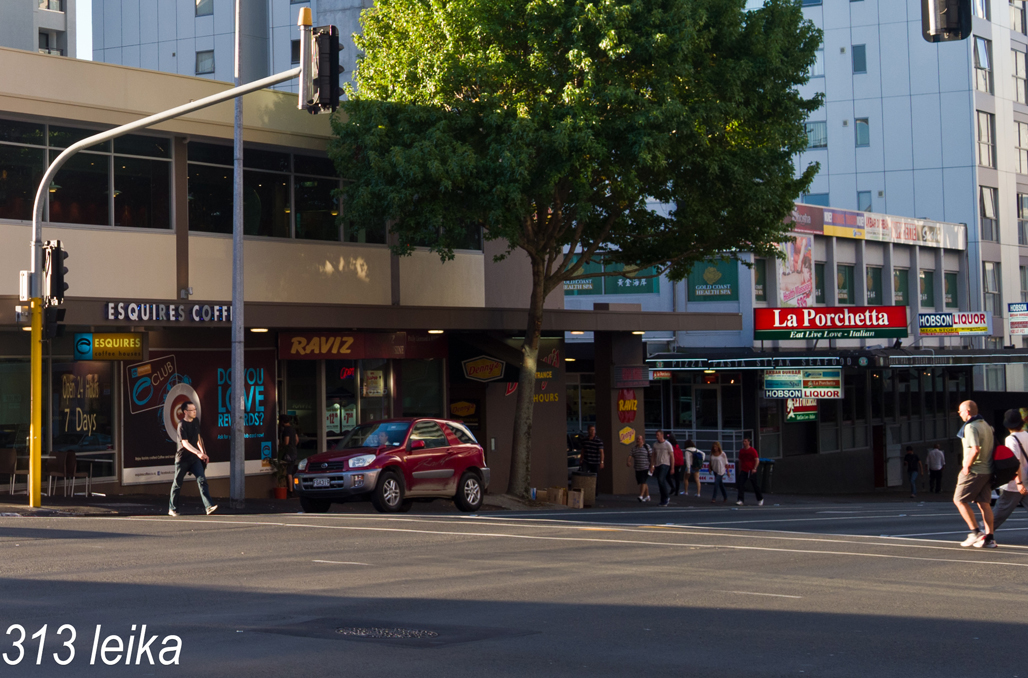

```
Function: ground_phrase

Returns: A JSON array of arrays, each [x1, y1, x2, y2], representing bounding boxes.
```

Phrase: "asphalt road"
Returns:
[[1, 497, 1027, 678]]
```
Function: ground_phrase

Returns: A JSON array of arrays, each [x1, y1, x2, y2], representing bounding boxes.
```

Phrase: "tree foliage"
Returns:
[[330, 0, 822, 496]]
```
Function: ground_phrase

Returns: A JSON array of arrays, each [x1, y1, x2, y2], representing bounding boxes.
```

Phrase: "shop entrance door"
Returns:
[[694, 386, 720, 431]]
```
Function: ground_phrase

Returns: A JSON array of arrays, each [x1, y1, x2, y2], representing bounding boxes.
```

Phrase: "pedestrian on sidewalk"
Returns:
[[736, 438, 763, 506], [628, 436, 653, 503], [904, 446, 923, 498], [668, 432, 686, 496], [709, 442, 728, 502], [681, 439, 700, 496], [581, 425, 604, 475], [994, 409, 1028, 531], [927, 443, 945, 494], [688, 444, 704, 498], [651, 430, 675, 507], [168, 401, 217, 517], [954, 400, 996, 548]]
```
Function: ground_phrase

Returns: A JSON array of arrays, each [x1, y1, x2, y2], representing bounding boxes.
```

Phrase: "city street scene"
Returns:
[[2, 0, 1028, 676]]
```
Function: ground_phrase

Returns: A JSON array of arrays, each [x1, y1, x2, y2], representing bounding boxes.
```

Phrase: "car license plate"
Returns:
[[313, 477, 330, 488]]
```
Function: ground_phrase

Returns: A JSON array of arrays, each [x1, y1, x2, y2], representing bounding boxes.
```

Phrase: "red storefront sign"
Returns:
[[754, 306, 908, 340], [617, 389, 638, 424]]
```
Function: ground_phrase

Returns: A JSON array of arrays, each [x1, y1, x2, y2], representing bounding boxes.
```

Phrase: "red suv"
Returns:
[[293, 418, 490, 514]]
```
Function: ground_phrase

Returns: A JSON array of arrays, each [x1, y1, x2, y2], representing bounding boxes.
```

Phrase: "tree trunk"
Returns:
[[507, 255, 547, 498]]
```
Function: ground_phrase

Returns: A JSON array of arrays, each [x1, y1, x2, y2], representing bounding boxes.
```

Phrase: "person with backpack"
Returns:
[[681, 439, 701, 496], [709, 441, 729, 502], [994, 409, 1028, 531], [688, 444, 705, 498], [953, 400, 995, 548], [668, 432, 686, 496], [627, 436, 653, 503]]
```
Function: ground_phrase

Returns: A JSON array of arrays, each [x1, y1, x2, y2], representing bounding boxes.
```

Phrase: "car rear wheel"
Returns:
[[300, 497, 331, 513], [454, 472, 484, 512], [371, 470, 405, 513]]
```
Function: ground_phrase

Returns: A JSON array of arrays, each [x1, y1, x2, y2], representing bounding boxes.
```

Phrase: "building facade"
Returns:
[[0, 0, 78, 57]]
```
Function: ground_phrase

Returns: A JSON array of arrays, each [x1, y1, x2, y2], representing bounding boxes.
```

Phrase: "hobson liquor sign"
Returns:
[[754, 306, 908, 340]]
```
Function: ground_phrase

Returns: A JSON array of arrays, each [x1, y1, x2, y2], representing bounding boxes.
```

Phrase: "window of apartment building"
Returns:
[[920, 270, 936, 308], [803, 192, 830, 206], [801, 0, 821, 5], [857, 190, 872, 211], [852, 45, 867, 74], [837, 265, 855, 304], [1021, 265, 1028, 302], [894, 269, 910, 305], [805, 121, 827, 148], [866, 266, 883, 304], [974, 0, 990, 19], [1014, 1, 1028, 34], [978, 111, 996, 168], [809, 49, 824, 78], [1018, 122, 1028, 173], [291, 40, 301, 65], [944, 271, 959, 308], [1019, 193, 1028, 244], [189, 142, 349, 241], [815, 263, 825, 304], [855, 118, 870, 147], [196, 50, 215, 75], [975, 37, 993, 93], [0, 119, 171, 228], [1016, 50, 1028, 104], [754, 258, 767, 302], [195, 0, 213, 17], [984, 261, 1003, 315], [39, 0, 64, 10], [980, 186, 999, 240]]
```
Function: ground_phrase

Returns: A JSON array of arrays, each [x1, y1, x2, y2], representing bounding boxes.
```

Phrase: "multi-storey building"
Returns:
[[0, 0, 78, 57]]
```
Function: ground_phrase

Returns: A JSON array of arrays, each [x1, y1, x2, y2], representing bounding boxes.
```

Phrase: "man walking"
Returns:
[[903, 446, 923, 498], [169, 400, 218, 517], [651, 430, 675, 507], [581, 425, 604, 475], [627, 435, 653, 502], [953, 400, 995, 548], [994, 409, 1028, 531], [736, 438, 763, 506], [927, 443, 945, 494]]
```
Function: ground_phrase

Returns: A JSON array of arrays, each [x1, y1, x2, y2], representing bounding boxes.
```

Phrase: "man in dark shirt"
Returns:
[[581, 425, 604, 474], [168, 400, 217, 517], [736, 438, 763, 506], [904, 445, 923, 498]]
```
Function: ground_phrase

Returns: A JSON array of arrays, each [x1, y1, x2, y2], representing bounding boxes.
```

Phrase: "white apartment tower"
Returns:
[[0, 0, 78, 57]]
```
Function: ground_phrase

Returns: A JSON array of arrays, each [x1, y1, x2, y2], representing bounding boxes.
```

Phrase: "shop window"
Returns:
[[866, 266, 883, 305], [644, 385, 664, 429], [909, 368, 922, 418], [672, 381, 692, 429], [883, 369, 894, 421], [401, 359, 444, 418], [753, 258, 767, 302], [837, 265, 854, 305], [920, 270, 935, 308], [815, 262, 825, 303], [359, 360, 391, 423], [284, 361, 317, 453], [579, 373, 596, 429], [50, 362, 115, 478], [897, 371, 910, 418], [894, 269, 909, 305], [566, 382, 581, 433], [0, 361, 30, 452], [944, 271, 959, 308], [870, 371, 884, 420], [721, 380, 743, 430], [326, 359, 358, 441]]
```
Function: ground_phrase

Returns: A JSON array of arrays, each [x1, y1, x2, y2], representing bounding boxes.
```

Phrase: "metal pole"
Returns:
[[25, 65, 300, 508], [230, 0, 246, 509]]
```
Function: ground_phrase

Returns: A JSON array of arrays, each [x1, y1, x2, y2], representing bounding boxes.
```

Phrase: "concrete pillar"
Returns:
[[594, 331, 647, 496]]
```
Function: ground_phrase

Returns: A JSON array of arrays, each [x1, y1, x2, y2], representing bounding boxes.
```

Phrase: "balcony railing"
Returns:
[[37, 48, 64, 56], [38, 0, 63, 11]]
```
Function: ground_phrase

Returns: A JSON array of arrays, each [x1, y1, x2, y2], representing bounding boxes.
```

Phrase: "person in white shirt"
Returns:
[[995, 409, 1028, 531], [927, 443, 946, 494]]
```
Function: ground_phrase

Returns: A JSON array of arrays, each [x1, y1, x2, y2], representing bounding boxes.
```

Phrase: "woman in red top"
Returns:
[[736, 438, 764, 506], [668, 433, 686, 496]]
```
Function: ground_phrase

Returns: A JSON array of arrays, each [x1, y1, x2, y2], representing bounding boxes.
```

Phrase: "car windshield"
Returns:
[[338, 422, 409, 449]]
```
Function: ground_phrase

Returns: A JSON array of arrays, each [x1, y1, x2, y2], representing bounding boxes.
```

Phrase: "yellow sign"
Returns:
[[74, 332, 144, 361], [463, 356, 505, 382], [450, 401, 477, 418], [619, 426, 636, 445]]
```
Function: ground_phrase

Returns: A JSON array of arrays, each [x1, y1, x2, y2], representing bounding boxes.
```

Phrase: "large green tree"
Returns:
[[331, 0, 822, 498]]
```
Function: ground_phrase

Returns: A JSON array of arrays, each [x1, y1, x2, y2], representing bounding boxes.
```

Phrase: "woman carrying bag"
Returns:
[[709, 442, 729, 503]]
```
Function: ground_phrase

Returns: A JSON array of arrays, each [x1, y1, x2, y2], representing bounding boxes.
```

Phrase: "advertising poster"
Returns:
[[786, 398, 817, 422], [698, 462, 736, 484], [754, 306, 908, 340], [687, 260, 739, 301], [122, 349, 276, 485], [763, 369, 843, 399], [1010, 303, 1028, 336], [778, 234, 813, 307], [918, 312, 991, 337]]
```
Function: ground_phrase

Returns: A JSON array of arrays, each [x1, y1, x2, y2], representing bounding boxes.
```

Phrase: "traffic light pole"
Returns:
[[25, 65, 301, 507]]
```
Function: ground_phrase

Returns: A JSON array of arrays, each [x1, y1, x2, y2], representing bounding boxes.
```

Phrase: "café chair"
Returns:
[[0, 449, 28, 495]]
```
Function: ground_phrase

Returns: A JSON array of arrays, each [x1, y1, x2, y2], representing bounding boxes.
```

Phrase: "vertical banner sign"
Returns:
[[1010, 303, 1028, 336], [778, 234, 814, 307], [122, 349, 277, 484]]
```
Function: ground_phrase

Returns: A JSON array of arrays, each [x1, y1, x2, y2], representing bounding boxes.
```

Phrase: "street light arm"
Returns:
[[28, 65, 302, 294]]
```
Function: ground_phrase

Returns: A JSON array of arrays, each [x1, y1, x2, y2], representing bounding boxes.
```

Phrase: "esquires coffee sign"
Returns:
[[279, 332, 447, 360], [754, 306, 908, 340]]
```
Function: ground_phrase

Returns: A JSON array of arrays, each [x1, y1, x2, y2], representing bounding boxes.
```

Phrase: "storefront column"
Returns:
[[316, 359, 326, 454], [594, 331, 647, 496]]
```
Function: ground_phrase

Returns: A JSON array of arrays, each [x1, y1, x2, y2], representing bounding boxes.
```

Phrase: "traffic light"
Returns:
[[921, 0, 972, 42], [43, 307, 66, 340], [312, 25, 341, 113], [43, 240, 69, 305]]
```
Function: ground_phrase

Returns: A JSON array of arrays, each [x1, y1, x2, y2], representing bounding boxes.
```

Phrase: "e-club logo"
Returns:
[[126, 357, 178, 415], [74, 335, 93, 361]]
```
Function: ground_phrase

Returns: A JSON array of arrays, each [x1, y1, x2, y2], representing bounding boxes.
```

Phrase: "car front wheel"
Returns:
[[371, 470, 405, 513], [454, 472, 484, 512], [300, 497, 331, 513]]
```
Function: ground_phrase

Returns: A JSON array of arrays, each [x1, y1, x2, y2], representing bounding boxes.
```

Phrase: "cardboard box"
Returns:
[[547, 487, 567, 505], [536, 489, 549, 503], [568, 489, 584, 509]]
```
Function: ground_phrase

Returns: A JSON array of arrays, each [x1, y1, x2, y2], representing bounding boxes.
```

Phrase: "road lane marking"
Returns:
[[106, 516, 1028, 568], [720, 590, 803, 599], [313, 560, 371, 565]]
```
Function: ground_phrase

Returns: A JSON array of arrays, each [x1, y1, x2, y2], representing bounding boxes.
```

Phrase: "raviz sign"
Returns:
[[764, 369, 843, 400], [754, 306, 908, 340], [918, 312, 991, 336]]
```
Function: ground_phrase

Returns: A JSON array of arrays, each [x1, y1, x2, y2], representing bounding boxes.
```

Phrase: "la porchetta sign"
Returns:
[[754, 306, 908, 340]]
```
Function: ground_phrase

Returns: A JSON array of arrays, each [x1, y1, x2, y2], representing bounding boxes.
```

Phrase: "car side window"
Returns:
[[447, 424, 477, 445], [410, 421, 448, 449]]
